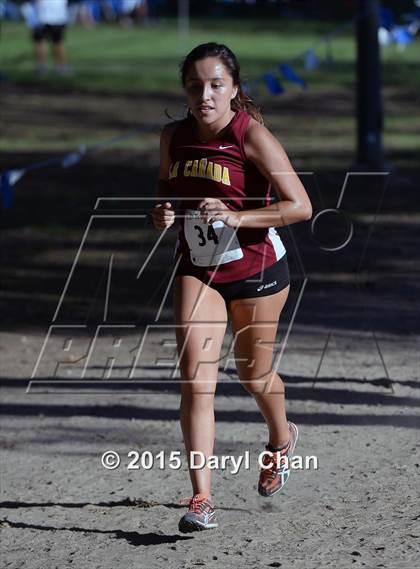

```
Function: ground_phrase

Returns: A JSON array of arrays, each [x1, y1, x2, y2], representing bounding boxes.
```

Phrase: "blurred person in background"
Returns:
[[119, 0, 148, 27], [32, 0, 71, 75], [77, 0, 102, 29]]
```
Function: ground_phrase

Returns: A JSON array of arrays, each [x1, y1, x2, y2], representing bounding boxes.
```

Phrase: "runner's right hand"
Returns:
[[151, 202, 175, 230]]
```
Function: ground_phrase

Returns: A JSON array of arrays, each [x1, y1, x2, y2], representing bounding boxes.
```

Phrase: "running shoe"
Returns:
[[258, 421, 299, 497], [178, 493, 218, 533]]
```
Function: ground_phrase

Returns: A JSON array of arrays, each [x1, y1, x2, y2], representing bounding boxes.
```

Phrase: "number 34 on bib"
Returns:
[[184, 209, 243, 267]]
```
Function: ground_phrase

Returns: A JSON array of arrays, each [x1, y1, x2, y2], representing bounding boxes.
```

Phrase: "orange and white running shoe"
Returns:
[[178, 493, 218, 533], [258, 421, 299, 497]]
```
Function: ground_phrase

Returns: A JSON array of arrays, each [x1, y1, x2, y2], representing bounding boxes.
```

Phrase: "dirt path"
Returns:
[[1, 323, 419, 568]]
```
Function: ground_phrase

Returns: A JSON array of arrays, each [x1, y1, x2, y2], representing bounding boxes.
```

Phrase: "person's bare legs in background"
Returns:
[[52, 41, 68, 71], [34, 38, 48, 75]]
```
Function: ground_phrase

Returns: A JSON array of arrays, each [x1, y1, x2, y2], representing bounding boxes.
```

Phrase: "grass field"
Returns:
[[2, 19, 419, 92], [1, 19, 419, 164]]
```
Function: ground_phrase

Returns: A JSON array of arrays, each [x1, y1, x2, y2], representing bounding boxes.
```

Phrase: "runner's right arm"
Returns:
[[151, 124, 177, 230]]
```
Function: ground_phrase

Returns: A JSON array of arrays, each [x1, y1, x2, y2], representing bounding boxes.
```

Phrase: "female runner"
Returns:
[[151, 42, 312, 534]]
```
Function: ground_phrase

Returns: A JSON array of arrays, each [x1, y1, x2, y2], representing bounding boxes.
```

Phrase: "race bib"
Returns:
[[184, 209, 244, 267]]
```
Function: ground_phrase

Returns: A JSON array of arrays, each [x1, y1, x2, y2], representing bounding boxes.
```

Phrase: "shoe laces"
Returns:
[[179, 493, 210, 513], [260, 444, 290, 481]]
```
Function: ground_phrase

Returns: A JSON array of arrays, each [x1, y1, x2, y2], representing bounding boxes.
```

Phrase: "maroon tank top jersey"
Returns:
[[167, 110, 286, 283]]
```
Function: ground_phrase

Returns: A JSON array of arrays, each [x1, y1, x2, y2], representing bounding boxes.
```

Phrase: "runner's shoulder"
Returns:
[[244, 116, 281, 161], [245, 117, 271, 142]]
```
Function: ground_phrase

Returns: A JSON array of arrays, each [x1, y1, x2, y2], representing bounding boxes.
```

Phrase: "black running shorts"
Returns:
[[33, 24, 66, 44], [175, 254, 290, 304]]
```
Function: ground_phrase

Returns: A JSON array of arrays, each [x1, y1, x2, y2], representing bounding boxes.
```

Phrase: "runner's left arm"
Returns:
[[226, 120, 313, 228]]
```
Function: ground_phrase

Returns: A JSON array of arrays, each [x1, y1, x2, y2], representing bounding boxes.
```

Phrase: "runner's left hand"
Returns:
[[198, 198, 241, 228]]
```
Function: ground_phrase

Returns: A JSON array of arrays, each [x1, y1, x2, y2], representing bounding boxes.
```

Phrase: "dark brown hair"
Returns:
[[180, 42, 263, 124]]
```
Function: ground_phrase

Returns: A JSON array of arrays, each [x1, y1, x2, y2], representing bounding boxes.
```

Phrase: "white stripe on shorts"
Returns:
[[268, 227, 286, 261]]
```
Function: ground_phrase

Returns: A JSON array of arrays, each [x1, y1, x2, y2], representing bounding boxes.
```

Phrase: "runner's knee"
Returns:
[[238, 370, 284, 394], [180, 389, 215, 412]]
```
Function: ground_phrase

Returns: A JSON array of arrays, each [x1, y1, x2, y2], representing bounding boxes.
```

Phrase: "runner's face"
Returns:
[[184, 57, 238, 125]]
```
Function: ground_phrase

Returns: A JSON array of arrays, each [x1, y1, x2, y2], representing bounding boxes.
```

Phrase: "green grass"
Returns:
[[2, 19, 419, 93]]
